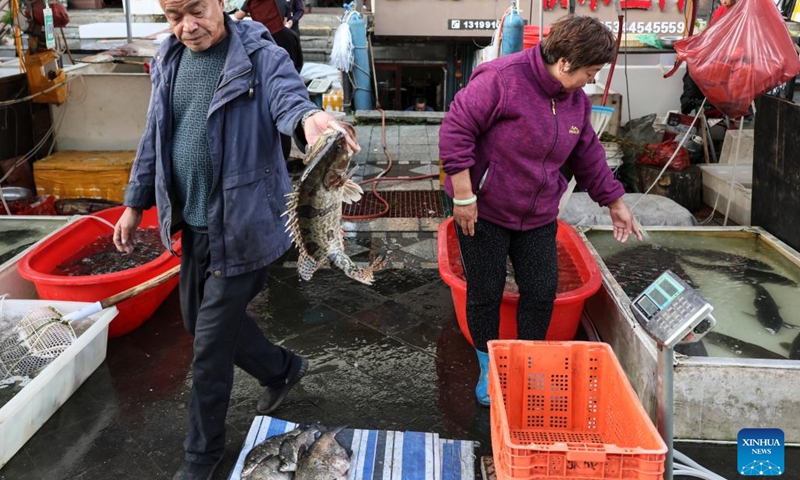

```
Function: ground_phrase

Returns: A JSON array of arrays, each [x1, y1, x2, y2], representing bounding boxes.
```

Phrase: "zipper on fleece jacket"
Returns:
[[520, 98, 558, 229]]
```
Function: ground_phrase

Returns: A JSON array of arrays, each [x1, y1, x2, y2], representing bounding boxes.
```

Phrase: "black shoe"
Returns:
[[257, 356, 308, 414], [172, 459, 220, 480]]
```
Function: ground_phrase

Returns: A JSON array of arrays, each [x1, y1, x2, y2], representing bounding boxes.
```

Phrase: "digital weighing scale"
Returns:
[[630, 270, 717, 480]]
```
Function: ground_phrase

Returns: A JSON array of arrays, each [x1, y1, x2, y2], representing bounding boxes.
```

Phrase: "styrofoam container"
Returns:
[[718, 129, 754, 165], [699, 164, 752, 226], [0, 300, 118, 468]]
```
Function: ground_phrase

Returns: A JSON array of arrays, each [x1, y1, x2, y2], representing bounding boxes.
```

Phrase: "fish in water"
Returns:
[[780, 333, 800, 360], [742, 268, 798, 287], [674, 340, 708, 357], [679, 248, 772, 272], [294, 426, 351, 480], [278, 425, 320, 472], [750, 283, 793, 334], [704, 331, 788, 360], [241, 429, 302, 478], [679, 258, 797, 288], [602, 244, 698, 299], [283, 125, 385, 285]]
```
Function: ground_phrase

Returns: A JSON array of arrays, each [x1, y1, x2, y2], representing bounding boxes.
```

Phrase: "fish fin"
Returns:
[[283, 186, 305, 251], [345, 164, 360, 180], [297, 249, 319, 281], [341, 178, 364, 205], [345, 254, 388, 286]]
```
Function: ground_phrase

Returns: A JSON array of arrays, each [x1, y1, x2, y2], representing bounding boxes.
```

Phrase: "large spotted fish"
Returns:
[[283, 125, 384, 285]]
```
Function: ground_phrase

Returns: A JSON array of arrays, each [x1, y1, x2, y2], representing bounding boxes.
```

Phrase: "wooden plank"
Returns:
[[752, 96, 800, 252]]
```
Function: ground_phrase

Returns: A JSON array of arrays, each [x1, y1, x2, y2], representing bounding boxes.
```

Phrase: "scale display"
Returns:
[[307, 78, 332, 94], [630, 270, 716, 348]]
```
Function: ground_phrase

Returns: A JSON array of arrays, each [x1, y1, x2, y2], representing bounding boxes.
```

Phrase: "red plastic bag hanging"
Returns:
[[636, 141, 690, 171], [673, 0, 800, 118]]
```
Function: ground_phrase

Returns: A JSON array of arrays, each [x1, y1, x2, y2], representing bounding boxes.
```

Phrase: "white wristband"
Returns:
[[452, 195, 477, 206]]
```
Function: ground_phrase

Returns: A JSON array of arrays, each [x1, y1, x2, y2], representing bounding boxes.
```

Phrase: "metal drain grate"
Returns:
[[342, 191, 445, 218]]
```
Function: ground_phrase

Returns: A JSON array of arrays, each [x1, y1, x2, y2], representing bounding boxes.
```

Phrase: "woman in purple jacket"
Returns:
[[439, 15, 641, 407]]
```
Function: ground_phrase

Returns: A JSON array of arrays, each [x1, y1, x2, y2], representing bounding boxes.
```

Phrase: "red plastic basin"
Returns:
[[523, 25, 551, 50], [17, 206, 181, 338], [437, 217, 602, 346]]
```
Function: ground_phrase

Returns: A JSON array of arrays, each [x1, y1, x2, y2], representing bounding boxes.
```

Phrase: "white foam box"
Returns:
[[0, 300, 118, 468], [718, 129, 754, 165], [699, 164, 752, 226]]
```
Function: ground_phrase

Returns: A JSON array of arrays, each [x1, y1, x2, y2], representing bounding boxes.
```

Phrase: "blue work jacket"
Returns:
[[123, 17, 317, 277]]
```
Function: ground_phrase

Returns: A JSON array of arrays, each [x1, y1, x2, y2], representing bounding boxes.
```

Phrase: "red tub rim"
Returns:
[[17, 208, 181, 286], [437, 217, 601, 303]]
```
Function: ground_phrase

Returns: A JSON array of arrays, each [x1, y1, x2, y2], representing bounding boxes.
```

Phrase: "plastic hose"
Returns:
[[85, 215, 118, 231], [341, 109, 438, 220]]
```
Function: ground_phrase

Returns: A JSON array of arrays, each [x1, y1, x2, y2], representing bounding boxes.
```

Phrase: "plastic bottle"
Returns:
[[335, 89, 344, 112]]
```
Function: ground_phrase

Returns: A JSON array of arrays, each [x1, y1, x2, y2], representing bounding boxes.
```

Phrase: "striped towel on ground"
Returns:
[[228, 416, 476, 480]]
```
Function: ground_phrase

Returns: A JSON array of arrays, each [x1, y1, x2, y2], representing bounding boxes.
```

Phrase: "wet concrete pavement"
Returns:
[[4, 259, 799, 480], [0, 263, 496, 480]]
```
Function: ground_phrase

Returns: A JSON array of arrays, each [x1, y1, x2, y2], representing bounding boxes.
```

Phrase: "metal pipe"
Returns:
[[538, 0, 544, 42], [124, 0, 133, 44], [658, 346, 675, 480]]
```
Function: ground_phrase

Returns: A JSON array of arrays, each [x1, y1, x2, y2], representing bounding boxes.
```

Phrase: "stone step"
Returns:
[[298, 14, 342, 29], [304, 51, 328, 63], [300, 36, 331, 50], [299, 25, 333, 37]]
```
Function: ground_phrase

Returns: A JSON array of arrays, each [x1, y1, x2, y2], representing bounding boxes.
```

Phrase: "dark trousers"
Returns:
[[456, 219, 558, 352], [179, 228, 298, 465]]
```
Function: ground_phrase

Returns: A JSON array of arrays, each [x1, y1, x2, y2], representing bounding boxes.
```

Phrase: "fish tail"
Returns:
[[328, 251, 384, 286], [349, 255, 388, 286]]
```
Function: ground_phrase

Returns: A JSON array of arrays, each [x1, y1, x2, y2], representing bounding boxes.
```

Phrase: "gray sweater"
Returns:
[[171, 36, 230, 228]]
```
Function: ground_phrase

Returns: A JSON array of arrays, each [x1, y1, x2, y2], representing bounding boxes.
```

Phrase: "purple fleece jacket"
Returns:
[[439, 45, 625, 231]]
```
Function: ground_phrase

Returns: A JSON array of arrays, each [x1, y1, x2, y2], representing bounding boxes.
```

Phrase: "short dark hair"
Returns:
[[541, 16, 617, 71], [415, 97, 427, 104]]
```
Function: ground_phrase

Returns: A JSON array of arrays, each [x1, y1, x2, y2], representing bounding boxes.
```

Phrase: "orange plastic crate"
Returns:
[[487, 341, 667, 480]]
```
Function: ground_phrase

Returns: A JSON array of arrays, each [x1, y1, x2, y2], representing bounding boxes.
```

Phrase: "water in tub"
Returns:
[[586, 231, 800, 360], [0, 222, 64, 265], [52, 227, 165, 276], [0, 301, 97, 409]]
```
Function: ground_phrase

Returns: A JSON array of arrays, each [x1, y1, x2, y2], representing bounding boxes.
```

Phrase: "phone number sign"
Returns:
[[448, 19, 500, 30]]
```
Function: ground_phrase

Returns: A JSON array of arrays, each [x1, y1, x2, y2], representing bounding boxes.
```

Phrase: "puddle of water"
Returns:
[[586, 231, 800, 360]]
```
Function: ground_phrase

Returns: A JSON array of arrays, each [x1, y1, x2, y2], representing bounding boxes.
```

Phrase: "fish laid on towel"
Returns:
[[241, 424, 350, 480], [283, 125, 385, 285], [248, 456, 294, 480], [294, 426, 351, 480], [278, 425, 320, 472], [242, 429, 303, 478]]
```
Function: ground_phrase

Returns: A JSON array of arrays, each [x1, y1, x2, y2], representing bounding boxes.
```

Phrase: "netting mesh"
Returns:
[[0, 306, 77, 380]]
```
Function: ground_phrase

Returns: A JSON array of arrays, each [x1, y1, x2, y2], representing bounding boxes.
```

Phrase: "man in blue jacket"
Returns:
[[112, 0, 357, 477]]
